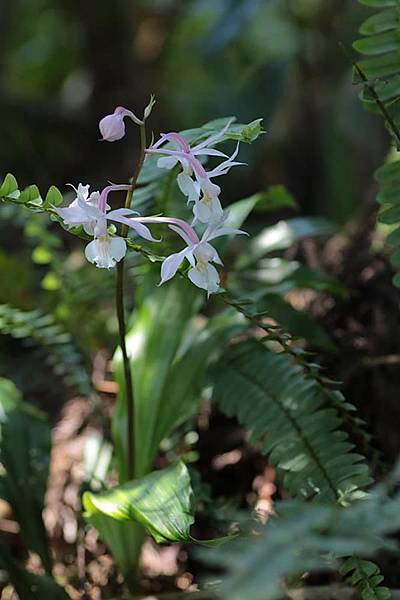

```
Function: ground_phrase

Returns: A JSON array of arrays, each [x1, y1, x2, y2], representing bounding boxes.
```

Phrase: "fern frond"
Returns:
[[354, 1, 400, 287], [340, 558, 391, 600], [211, 339, 371, 503], [200, 483, 400, 600], [0, 304, 91, 394], [354, 1, 400, 139]]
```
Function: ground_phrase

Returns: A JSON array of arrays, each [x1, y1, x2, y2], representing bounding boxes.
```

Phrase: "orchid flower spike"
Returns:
[[146, 120, 244, 225], [99, 107, 143, 142], [137, 213, 247, 295], [55, 183, 159, 268]]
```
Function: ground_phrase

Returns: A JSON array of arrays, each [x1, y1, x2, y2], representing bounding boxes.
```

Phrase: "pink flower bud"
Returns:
[[99, 106, 143, 142], [99, 110, 126, 142]]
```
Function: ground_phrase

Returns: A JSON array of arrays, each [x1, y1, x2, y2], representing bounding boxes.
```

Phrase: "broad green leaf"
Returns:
[[113, 274, 201, 480], [152, 309, 245, 447], [0, 379, 52, 572], [81, 516, 144, 580], [0, 173, 18, 197], [236, 217, 336, 269], [83, 462, 194, 544]]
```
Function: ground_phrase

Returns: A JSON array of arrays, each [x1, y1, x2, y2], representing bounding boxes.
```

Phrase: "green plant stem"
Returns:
[[115, 123, 147, 482]]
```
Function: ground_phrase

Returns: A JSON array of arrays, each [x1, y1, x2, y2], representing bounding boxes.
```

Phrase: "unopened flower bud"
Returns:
[[99, 106, 143, 142]]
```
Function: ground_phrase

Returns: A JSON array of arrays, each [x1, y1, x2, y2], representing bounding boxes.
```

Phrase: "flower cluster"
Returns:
[[55, 103, 246, 294]]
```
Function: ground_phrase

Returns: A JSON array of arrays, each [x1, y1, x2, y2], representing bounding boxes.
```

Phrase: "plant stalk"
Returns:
[[115, 123, 147, 482]]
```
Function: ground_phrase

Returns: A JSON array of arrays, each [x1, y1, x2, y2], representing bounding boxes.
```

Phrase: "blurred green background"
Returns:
[[0, 0, 386, 220]]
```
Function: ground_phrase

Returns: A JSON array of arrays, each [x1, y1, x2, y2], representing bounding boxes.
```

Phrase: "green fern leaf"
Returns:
[[211, 339, 371, 503], [0, 304, 90, 394]]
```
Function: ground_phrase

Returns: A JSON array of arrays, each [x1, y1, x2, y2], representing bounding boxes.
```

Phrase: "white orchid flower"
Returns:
[[55, 183, 159, 269], [136, 214, 246, 295], [146, 121, 243, 225]]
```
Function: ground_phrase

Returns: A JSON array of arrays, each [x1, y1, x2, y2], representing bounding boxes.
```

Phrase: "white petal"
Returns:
[[192, 200, 212, 224], [206, 226, 248, 242], [109, 237, 127, 262], [193, 241, 215, 263], [55, 204, 91, 227], [191, 119, 233, 152], [107, 213, 160, 242], [193, 148, 228, 158], [168, 224, 193, 246], [83, 221, 96, 235], [188, 263, 220, 294], [84, 236, 126, 269], [209, 196, 224, 220], [157, 156, 178, 170], [159, 248, 190, 284], [77, 183, 90, 200], [177, 173, 199, 203]]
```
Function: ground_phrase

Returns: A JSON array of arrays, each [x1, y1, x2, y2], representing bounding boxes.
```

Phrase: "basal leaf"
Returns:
[[83, 462, 194, 544], [0, 547, 68, 600]]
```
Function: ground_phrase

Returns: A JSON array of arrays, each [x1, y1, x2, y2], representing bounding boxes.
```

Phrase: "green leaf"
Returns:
[[44, 185, 64, 208], [200, 484, 400, 600], [83, 462, 194, 544], [0, 547, 68, 600], [0, 305, 90, 394], [360, 8, 399, 35], [378, 204, 400, 223], [113, 274, 201, 480], [0, 378, 52, 572], [226, 118, 264, 143], [19, 184, 43, 206], [0, 173, 18, 197], [211, 340, 371, 503], [354, 30, 400, 56], [357, 51, 400, 80]]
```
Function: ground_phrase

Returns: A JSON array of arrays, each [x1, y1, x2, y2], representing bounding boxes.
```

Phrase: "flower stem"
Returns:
[[115, 123, 147, 482]]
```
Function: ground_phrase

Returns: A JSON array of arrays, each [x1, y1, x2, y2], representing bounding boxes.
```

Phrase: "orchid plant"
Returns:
[[0, 99, 263, 594]]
